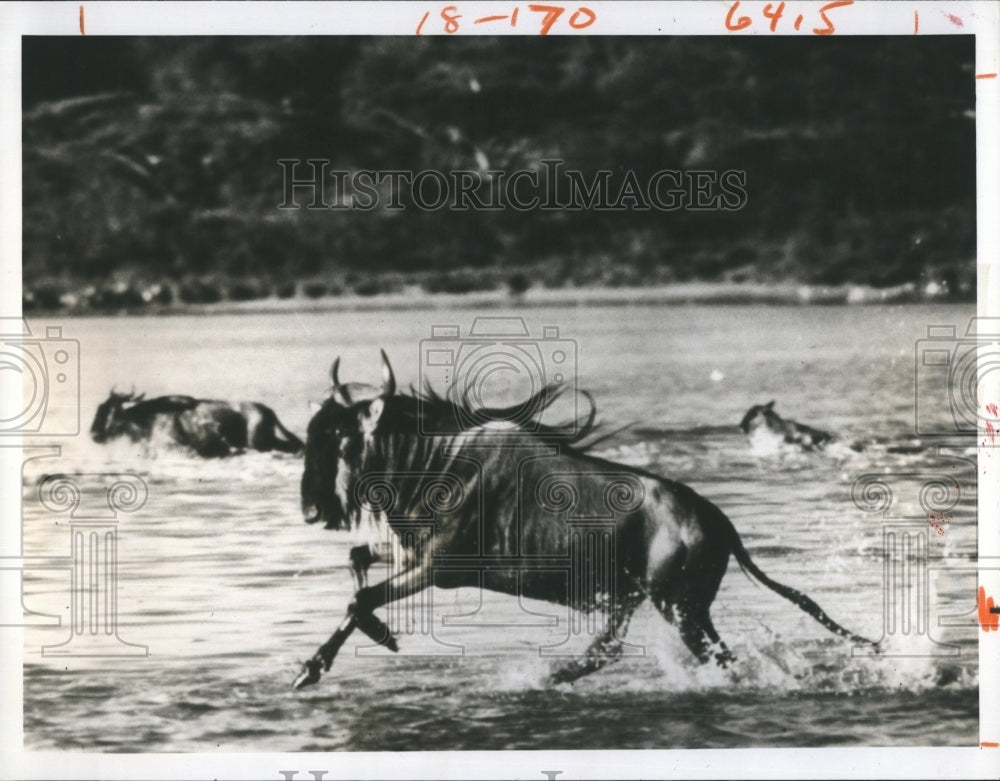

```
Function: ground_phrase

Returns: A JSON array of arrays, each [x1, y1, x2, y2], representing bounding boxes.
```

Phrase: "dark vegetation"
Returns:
[[22, 37, 975, 312]]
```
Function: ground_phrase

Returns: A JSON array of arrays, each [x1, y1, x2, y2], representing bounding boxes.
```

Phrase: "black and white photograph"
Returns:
[[1, 1, 998, 777]]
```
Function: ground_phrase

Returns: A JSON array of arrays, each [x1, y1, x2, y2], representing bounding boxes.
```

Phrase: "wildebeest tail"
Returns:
[[729, 529, 876, 647], [274, 417, 305, 452]]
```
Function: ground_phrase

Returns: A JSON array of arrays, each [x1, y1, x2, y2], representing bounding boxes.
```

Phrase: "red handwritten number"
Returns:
[[441, 5, 461, 34], [979, 586, 999, 632], [725, 1, 752, 31], [569, 6, 596, 29], [529, 5, 565, 35], [762, 2, 785, 32], [813, 0, 853, 35], [427, 3, 593, 36]]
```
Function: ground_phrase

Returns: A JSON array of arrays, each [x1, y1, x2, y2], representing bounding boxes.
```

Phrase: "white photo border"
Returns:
[[1, 1, 997, 779]]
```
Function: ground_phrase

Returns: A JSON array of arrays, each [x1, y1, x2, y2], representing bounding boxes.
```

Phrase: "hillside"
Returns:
[[21, 36, 976, 311]]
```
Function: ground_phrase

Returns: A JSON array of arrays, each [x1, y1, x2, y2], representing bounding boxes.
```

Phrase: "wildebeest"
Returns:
[[90, 390, 303, 456], [294, 353, 874, 689], [739, 401, 835, 452], [738, 401, 928, 455]]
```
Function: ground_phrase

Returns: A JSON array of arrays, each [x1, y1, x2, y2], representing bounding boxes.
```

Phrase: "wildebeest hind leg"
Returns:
[[547, 589, 645, 685], [673, 603, 735, 668]]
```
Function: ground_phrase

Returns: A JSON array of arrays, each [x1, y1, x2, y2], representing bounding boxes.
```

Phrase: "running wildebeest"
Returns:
[[293, 353, 874, 689], [90, 390, 303, 456], [739, 401, 835, 452]]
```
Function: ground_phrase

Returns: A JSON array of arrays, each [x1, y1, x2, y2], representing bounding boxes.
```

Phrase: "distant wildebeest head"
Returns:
[[740, 400, 833, 451], [739, 400, 778, 436], [90, 389, 145, 443]]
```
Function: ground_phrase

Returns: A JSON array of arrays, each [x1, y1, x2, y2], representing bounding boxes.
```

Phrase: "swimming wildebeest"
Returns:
[[739, 401, 835, 452], [738, 401, 926, 455], [90, 390, 303, 456], [294, 353, 874, 689]]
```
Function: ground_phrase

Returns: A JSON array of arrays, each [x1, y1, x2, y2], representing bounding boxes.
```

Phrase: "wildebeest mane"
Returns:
[[398, 381, 600, 451]]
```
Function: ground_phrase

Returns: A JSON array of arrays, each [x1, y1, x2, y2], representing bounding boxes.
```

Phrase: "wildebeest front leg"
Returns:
[[349, 544, 375, 591], [348, 541, 397, 590], [293, 611, 358, 690], [293, 562, 429, 690]]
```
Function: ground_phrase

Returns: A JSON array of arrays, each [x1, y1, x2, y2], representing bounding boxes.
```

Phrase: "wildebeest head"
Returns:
[[738, 400, 778, 435], [90, 389, 145, 443], [301, 351, 396, 530]]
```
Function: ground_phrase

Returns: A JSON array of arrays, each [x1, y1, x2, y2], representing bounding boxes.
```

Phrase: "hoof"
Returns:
[[933, 665, 960, 687], [293, 658, 323, 690], [546, 664, 583, 686]]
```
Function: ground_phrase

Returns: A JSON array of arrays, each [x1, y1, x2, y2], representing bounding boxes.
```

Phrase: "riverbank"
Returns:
[[21, 277, 963, 318]]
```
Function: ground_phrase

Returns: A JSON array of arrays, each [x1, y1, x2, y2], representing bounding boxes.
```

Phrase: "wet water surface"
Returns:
[[21, 303, 978, 750]]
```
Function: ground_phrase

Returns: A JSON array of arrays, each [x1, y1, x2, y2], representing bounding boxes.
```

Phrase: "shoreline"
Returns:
[[22, 280, 967, 318]]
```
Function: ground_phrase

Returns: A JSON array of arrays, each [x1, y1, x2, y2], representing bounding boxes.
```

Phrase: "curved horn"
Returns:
[[330, 357, 352, 405], [379, 349, 396, 398]]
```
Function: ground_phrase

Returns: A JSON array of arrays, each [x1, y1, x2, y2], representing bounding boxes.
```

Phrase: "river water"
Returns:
[[18, 302, 979, 750]]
